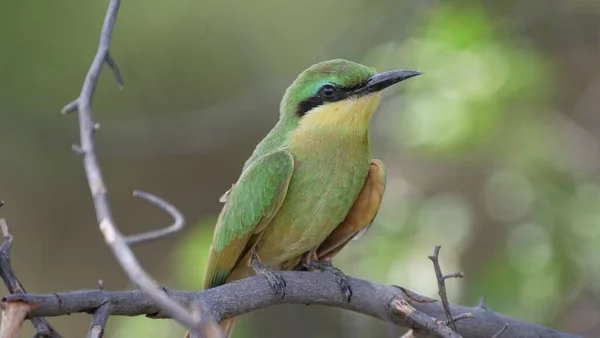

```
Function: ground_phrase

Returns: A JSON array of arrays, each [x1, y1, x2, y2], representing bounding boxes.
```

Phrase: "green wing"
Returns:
[[203, 150, 294, 290]]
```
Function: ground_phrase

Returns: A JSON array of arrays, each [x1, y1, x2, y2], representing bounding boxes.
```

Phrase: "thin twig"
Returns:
[[391, 297, 461, 338], [86, 280, 111, 338], [428, 246, 463, 332], [125, 190, 185, 245], [61, 1, 123, 115], [447, 312, 474, 325], [61, 0, 205, 333], [86, 302, 112, 338], [0, 220, 61, 338], [0, 220, 21, 293], [188, 303, 226, 338]]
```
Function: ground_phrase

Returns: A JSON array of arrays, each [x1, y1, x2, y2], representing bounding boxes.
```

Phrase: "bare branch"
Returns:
[[188, 303, 225, 338], [442, 272, 464, 281], [86, 302, 111, 338], [391, 297, 461, 338], [0, 220, 20, 294], [448, 313, 474, 325], [2, 272, 581, 338], [85, 280, 111, 338], [0, 301, 30, 338], [125, 190, 185, 245], [428, 246, 463, 331], [61, 0, 204, 334], [0, 220, 61, 338]]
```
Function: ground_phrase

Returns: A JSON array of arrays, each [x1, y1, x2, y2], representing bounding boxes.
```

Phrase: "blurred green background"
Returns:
[[1, 0, 600, 337]]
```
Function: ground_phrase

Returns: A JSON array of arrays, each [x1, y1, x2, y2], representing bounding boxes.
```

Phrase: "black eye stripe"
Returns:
[[296, 83, 364, 116]]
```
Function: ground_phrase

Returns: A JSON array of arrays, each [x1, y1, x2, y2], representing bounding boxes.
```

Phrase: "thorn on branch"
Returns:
[[61, 3, 124, 117], [490, 324, 509, 338], [478, 296, 488, 310], [428, 245, 462, 332], [61, 99, 79, 114], [125, 190, 185, 245], [72, 144, 85, 156], [105, 52, 124, 88]]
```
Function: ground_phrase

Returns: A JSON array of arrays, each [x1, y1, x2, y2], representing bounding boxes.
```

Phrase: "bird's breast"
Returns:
[[255, 131, 370, 268]]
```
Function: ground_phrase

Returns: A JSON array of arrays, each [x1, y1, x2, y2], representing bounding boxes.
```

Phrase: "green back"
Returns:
[[203, 150, 294, 289]]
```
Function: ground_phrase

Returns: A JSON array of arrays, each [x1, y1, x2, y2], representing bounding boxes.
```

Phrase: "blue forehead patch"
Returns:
[[312, 81, 337, 96]]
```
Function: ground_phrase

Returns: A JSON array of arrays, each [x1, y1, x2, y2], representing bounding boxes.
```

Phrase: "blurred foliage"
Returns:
[[367, 3, 553, 155], [174, 218, 215, 290], [2, 0, 600, 337]]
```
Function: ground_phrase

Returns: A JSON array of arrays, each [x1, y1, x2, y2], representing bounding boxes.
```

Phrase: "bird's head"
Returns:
[[280, 59, 421, 133]]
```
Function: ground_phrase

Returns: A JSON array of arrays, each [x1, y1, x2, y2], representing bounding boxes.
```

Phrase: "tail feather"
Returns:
[[183, 317, 236, 338], [220, 317, 237, 337], [200, 252, 247, 337]]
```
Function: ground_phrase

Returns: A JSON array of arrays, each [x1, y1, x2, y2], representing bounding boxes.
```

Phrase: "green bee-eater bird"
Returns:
[[202, 59, 421, 336]]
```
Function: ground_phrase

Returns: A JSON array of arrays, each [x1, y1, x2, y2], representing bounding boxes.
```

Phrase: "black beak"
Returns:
[[351, 70, 423, 96]]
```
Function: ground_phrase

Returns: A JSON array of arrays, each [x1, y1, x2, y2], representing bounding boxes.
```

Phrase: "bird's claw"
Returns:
[[304, 256, 352, 303], [334, 273, 352, 302], [263, 269, 287, 299], [251, 251, 286, 300]]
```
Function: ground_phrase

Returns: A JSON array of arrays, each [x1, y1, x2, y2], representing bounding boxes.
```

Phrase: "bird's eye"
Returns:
[[320, 84, 336, 97]]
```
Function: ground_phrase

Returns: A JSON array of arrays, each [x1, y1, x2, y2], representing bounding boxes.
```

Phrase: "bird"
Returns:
[[201, 59, 421, 337]]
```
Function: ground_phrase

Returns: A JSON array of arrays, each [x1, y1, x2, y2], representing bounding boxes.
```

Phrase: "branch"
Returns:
[[0, 220, 61, 338], [60, 0, 206, 334], [0, 301, 29, 338], [86, 302, 111, 338], [3, 272, 580, 338], [428, 246, 464, 331], [125, 191, 185, 245], [85, 280, 111, 338]]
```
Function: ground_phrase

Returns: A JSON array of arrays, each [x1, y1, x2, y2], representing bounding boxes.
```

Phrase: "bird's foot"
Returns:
[[303, 254, 352, 302], [251, 251, 286, 299]]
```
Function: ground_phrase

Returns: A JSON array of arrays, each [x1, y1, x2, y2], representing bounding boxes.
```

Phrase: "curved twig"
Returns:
[[61, 0, 203, 333], [125, 190, 185, 245]]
